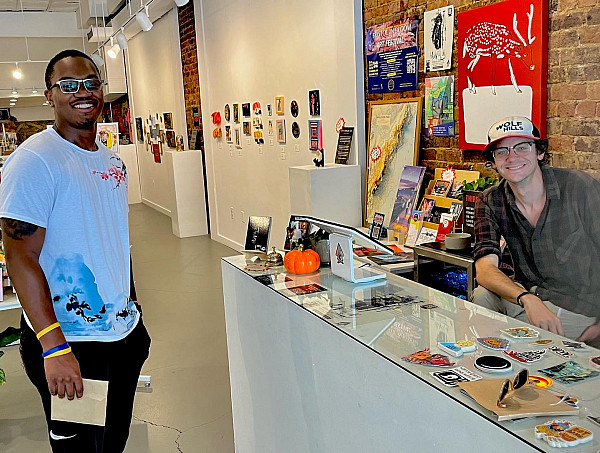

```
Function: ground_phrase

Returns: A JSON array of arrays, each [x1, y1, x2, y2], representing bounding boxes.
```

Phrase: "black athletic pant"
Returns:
[[20, 315, 151, 453]]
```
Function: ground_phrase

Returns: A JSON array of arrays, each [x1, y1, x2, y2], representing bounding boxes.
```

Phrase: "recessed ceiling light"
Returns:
[[32, 89, 38, 94], [12, 63, 22, 79], [10, 98, 17, 102], [11, 89, 18, 95], [10, 103, 16, 106]]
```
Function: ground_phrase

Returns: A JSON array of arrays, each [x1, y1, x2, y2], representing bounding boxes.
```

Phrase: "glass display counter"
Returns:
[[222, 255, 600, 453]]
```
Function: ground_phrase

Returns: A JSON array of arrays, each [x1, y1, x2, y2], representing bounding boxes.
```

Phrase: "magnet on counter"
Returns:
[[535, 420, 593, 448], [477, 337, 509, 351], [438, 340, 476, 357]]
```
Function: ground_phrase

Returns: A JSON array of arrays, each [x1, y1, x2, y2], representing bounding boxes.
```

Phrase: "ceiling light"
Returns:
[[12, 63, 22, 79], [107, 45, 120, 59], [136, 6, 153, 32], [116, 31, 128, 50], [10, 103, 16, 106], [91, 53, 105, 68], [32, 89, 38, 94], [10, 98, 17, 102], [174, 0, 189, 6], [12, 89, 18, 95], [42, 101, 49, 106]]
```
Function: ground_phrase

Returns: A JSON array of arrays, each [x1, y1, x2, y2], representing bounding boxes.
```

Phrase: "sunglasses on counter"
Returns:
[[50, 78, 105, 94], [497, 368, 529, 407]]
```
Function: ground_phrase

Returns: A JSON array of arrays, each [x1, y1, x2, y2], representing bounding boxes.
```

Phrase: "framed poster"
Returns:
[[163, 112, 173, 129], [458, 0, 548, 149], [276, 119, 286, 143], [366, 18, 419, 93], [275, 96, 284, 115], [424, 5, 455, 72], [135, 117, 144, 143], [96, 122, 119, 153], [365, 98, 422, 226], [425, 76, 455, 136]]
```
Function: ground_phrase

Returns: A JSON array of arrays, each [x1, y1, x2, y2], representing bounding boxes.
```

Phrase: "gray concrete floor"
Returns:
[[0, 203, 236, 452]]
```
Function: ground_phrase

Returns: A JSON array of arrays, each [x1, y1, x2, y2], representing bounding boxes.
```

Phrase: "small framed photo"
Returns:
[[235, 127, 242, 148], [276, 119, 286, 143], [268, 120, 274, 136], [233, 103, 240, 123], [275, 96, 284, 115], [163, 112, 173, 129], [266, 104, 272, 116], [225, 125, 232, 143], [243, 121, 251, 135]]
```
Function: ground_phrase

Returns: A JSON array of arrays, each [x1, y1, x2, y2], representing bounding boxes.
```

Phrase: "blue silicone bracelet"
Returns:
[[42, 342, 69, 358]]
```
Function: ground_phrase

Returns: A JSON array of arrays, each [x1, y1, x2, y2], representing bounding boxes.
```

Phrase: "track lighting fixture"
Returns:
[[136, 6, 153, 32]]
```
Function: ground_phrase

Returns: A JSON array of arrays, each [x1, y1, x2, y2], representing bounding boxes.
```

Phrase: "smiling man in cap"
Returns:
[[472, 116, 600, 348]]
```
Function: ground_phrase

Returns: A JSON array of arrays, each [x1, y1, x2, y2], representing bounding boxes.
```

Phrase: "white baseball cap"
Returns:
[[483, 116, 541, 159]]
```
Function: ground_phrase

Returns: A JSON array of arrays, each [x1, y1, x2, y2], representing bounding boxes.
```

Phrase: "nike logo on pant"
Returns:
[[49, 430, 77, 441]]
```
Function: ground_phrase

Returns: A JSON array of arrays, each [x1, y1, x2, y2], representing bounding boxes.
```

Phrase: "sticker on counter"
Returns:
[[561, 340, 587, 350], [402, 348, 455, 367], [531, 339, 553, 345], [430, 366, 482, 387], [535, 420, 593, 448], [528, 375, 553, 388], [286, 283, 327, 295], [438, 340, 476, 357], [590, 356, 600, 369], [500, 326, 539, 339], [477, 336, 509, 350], [549, 346, 576, 359], [504, 349, 546, 364], [537, 360, 600, 385]]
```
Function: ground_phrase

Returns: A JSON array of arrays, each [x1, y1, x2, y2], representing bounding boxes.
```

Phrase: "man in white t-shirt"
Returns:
[[0, 49, 150, 452]]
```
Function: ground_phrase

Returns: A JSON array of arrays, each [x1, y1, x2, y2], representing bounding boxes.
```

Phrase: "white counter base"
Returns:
[[222, 261, 540, 453]]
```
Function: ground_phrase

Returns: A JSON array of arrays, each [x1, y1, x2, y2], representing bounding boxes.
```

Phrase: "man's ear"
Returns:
[[44, 89, 54, 107], [537, 152, 545, 161]]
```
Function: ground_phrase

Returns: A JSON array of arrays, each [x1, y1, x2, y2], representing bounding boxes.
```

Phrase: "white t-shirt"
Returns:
[[0, 127, 139, 342]]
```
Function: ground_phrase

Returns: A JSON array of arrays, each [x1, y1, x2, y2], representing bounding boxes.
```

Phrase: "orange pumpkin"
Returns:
[[284, 245, 320, 274]]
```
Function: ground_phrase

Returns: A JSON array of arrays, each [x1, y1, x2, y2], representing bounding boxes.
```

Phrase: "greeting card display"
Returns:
[[308, 120, 323, 151]]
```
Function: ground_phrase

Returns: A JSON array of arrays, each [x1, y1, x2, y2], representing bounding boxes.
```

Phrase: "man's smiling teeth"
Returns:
[[506, 164, 525, 169], [74, 103, 93, 109]]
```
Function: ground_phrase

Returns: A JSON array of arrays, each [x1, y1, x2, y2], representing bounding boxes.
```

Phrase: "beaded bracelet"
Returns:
[[36, 322, 60, 340], [42, 342, 69, 359], [44, 347, 72, 360]]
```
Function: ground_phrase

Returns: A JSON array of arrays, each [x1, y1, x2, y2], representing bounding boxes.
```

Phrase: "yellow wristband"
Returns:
[[43, 347, 72, 360], [36, 322, 61, 340]]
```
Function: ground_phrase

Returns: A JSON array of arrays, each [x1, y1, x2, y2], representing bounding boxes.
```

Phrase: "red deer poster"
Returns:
[[458, 0, 548, 150]]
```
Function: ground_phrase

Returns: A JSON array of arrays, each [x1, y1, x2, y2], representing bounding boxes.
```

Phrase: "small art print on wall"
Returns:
[[163, 112, 173, 130], [233, 103, 240, 123], [275, 96, 284, 115], [276, 119, 286, 143], [241, 103, 251, 117], [309, 90, 320, 116]]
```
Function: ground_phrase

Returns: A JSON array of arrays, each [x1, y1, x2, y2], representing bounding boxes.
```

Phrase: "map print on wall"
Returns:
[[365, 98, 422, 226], [458, 0, 548, 149], [425, 76, 454, 136], [424, 5, 454, 72]]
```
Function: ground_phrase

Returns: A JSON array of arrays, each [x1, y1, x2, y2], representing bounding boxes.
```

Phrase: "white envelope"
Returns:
[[51, 378, 109, 426]]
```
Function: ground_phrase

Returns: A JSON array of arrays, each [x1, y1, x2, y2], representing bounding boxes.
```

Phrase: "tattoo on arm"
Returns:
[[1, 219, 39, 240]]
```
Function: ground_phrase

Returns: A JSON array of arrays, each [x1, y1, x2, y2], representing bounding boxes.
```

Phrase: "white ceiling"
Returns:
[[0, 0, 80, 12]]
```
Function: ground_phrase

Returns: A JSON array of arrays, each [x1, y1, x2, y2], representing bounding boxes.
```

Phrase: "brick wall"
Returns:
[[364, 0, 600, 179], [178, 2, 203, 151]]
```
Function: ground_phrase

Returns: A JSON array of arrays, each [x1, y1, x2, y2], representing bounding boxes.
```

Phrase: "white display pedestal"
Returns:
[[165, 151, 209, 238], [118, 144, 142, 205], [289, 164, 361, 227]]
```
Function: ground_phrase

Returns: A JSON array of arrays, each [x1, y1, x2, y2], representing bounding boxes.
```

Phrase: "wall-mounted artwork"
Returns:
[[366, 18, 419, 93], [135, 117, 144, 143], [458, 0, 548, 149], [290, 100, 299, 117], [276, 119, 286, 143], [253, 102, 262, 115], [268, 120, 274, 136], [241, 103, 251, 117], [275, 96, 284, 115], [233, 103, 240, 123], [425, 75, 455, 136], [424, 5, 454, 72], [308, 90, 320, 116], [225, 125, 232, 143], [163, 112, 173, 130], [365, 98, 422, 226], [96, 122, 119, 153], [243, 121, 251, 135], [165, 130, 176, 148], [235, 127, 242, 148], [291, 121, 300, 138], [308, 120, 322, 150], [267, 104, 272, 116], [224, 104, 231, 122]]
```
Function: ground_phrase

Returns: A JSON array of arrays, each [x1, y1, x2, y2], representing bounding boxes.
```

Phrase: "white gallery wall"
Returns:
[[195, 0, 366, 250], [126, 8, 188, 215]]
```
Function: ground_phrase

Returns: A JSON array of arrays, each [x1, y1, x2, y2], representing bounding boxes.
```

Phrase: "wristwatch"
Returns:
[[516, 291, 531, 308]]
